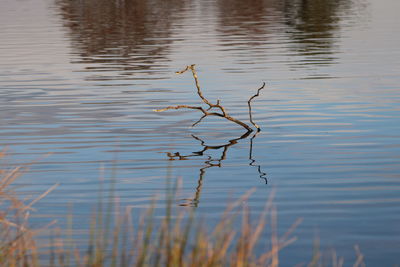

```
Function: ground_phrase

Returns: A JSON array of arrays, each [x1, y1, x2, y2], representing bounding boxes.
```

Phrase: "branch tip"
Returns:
[[248, 82, 266, 131]]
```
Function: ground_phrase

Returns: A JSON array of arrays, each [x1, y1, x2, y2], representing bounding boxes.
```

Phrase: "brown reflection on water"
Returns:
[[216, 0, 275, 42], [282, 0, 351, 61], [55, 0, 188, 78], [55, 0, 356, 76], [216, 0, 352, 66]]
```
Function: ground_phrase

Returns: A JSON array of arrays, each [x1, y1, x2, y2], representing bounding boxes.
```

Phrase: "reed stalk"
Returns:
[[0, 150, 366, 267]]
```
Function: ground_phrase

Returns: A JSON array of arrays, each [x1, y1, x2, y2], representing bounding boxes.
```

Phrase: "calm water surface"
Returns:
[[1, 0, 400, 265]]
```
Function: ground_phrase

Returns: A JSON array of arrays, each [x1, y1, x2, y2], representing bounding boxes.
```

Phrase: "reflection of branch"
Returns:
[[166, 131, 251, 162], [170, 133, 250, 207], [180, 160, 208, 207], [249, 132, 268, 184], [167, 130, 267, 207], [154, 65, 264, 132], [191, 131, 252, 158]]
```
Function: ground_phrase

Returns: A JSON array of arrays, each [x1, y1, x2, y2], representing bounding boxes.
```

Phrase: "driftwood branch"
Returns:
[[154, 64, 265, 132]]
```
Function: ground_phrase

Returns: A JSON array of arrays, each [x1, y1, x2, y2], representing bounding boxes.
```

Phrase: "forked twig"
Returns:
[[154, 65, 265, 132]]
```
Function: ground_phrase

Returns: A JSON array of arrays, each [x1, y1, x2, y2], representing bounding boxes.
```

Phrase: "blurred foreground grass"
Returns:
[[0, 150, 365, 267]]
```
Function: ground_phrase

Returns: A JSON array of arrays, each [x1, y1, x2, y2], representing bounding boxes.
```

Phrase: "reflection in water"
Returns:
[[249, 132, 267, 184], [166, 131, 267, 207], [216, 0, 352, 66], [54, 0, 356, 77], [55, 0, 188, 79], [216, 0, 273, 42], [282, 0, 350, 63]]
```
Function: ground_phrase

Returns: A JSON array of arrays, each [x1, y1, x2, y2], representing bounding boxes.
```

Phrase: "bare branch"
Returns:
[[153, 105, 206, 114], [176, 64, 214, 108], [222, 113, 253, 131], [248, 82, 266, 131], [177, 65, 231, 117], [156, 65, 264, 132]]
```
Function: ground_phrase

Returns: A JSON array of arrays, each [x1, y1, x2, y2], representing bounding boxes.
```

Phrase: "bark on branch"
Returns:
[[154, 64, 265, 132]]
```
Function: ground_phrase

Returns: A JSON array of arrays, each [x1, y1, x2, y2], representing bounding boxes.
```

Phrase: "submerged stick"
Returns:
[[154, 65, 264, 132]]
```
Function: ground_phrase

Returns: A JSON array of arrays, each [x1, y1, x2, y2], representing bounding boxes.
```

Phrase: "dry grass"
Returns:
[[0, 150, 366, 267]]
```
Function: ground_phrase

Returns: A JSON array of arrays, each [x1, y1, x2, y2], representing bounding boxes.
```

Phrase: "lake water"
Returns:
[[1, 0, 400, 265]]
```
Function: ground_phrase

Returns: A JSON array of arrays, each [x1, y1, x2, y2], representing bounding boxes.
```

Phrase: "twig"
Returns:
[[175, 65, 215, 109], [248, 82, 266, 131], [154, 65, 265, 132]]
